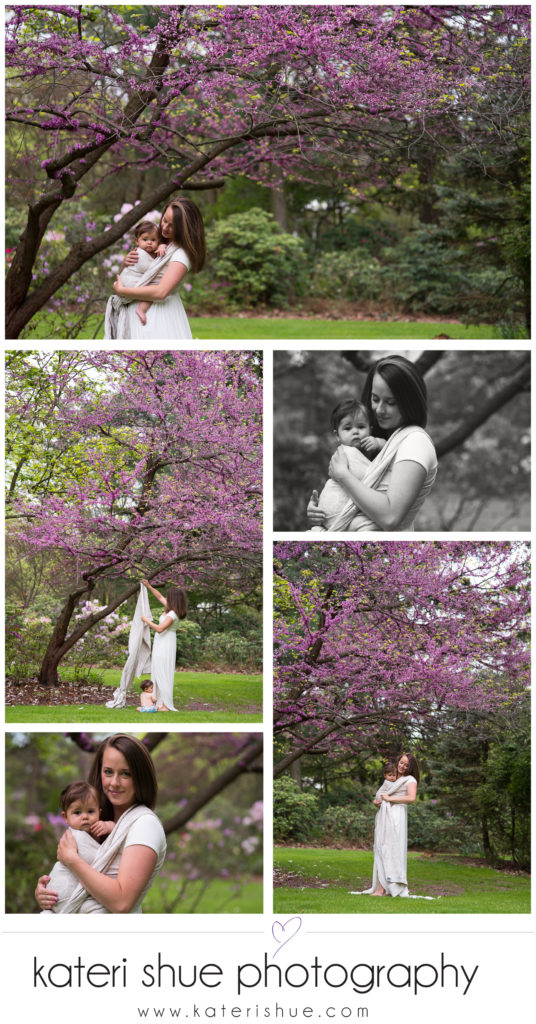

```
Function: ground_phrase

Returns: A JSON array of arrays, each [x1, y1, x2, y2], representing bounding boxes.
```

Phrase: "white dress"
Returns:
[[126, 247, 192, 340], [151, 610, 179, 710]]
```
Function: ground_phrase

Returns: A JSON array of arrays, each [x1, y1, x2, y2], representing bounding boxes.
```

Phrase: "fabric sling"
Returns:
[[327, 425, 426, 532], [104, 244, 179, 339], [105, 584, 151, 709], [54, 804, 159, 914]]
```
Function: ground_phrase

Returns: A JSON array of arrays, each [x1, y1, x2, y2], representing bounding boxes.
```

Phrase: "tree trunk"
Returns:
[[270, 182, 288, 232]]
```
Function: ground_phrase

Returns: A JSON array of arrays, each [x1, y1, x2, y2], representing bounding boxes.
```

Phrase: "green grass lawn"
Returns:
[[144, 878, 262, 914], [5, 669, 262, 724], [274, 846, 530, 914], [24, 312, 502, 341]]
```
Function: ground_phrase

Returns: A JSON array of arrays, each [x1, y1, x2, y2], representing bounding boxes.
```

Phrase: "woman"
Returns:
[[107, 197, 205, 340], [353, 753, 419, 899], [141, 581, 188, 712], [35, 734, 166, 914], [307, 355, 437, 531]]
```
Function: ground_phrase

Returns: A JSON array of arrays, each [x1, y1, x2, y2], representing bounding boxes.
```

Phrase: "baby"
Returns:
[[120, 220, 168, 326], [373, 763, 397, 807], [137, 678, 157, 713], [41, 781, 114, 914], [309, 400, 384, 532]]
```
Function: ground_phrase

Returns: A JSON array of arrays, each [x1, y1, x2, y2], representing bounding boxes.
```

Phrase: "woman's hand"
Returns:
[[35, 875, 58, 911], [90, 820, 115, 838], [141, 579, 150, 587], [141, 614, 151, 625], [123, 249, 139, 267], [329, 446, 350, 483], [381, 793, 392, 802], [373, 799, 381, 807], [57, 828, 79, 868], [113, 276, 126, 296], [306, 490, 326, 528]]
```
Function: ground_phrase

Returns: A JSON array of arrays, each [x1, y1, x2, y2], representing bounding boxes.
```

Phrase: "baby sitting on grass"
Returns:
[[137, 678, 157, 713]]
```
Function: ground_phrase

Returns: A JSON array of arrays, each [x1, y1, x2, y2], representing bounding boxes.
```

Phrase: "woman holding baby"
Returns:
[[34, 734, 166, 914], [104, 197, 205, 340], [351, 752, 420, 899], [307, 355, 437, 532]]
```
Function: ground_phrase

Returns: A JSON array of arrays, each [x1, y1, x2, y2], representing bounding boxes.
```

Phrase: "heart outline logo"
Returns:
[[272, 916, 302, 958]]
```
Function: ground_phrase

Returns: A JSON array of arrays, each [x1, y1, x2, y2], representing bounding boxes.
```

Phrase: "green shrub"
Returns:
[[313, 249, 383, 302], [201, 631, 261, 672], [200, 208, 307, 308], [322, 805, 375, 845], [408, 803, 482, 856], [273, 777, 320, 843]]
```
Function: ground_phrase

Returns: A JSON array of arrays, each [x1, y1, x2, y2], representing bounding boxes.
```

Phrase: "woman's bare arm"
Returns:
[[142, 579, 166, 606], [141, 613, 174, 634], [382, 781, 417, 804], [330, 449, 426, 530], [114, 261, 187, 301]]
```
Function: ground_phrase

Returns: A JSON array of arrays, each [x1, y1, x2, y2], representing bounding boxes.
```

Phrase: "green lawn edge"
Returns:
[[6, 669, 262, 724], [274, 846, 530, 915], [23, 312, 503, 341]]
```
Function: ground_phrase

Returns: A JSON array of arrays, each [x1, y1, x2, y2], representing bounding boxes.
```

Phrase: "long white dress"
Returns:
[[152, 610, 179, 710], [126, 247, 192, 340]]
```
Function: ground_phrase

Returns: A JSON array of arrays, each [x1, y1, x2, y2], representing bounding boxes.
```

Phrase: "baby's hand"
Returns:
[[155, 243, 167, 258], [360, 436, 383, 455], [90, 820, 115, 838]]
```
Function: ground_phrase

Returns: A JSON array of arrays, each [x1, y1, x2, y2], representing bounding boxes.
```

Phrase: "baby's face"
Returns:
[[137, 232, 159, 253], [336, 412, 370, 447], [385, 772, 396, 782], [63, 798, 100, 831]]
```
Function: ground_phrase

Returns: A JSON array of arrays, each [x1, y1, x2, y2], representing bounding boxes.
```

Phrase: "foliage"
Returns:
[[193, 209, 306, 309], [312, 249, 383, 303], [321, 805, 375, 846], [273, 777, 320, 843]]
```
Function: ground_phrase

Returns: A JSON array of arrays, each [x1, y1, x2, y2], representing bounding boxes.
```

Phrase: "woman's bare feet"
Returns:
[[371, 888, 386, 896]]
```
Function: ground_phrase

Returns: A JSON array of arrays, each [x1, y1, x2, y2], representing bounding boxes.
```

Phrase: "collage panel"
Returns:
[[273, 540, 530, 915], [273, 349, 531, 534], [5, 348, 262, 725], [6, 730, 263, 915]]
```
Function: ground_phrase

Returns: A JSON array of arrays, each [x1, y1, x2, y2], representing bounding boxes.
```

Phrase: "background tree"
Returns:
[[6, 350, 262, 686], [273, 349, 530, 530], [6, 5, 530, 337]]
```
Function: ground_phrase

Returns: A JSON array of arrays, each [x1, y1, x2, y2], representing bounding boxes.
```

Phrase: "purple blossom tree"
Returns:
[[273, 542, 530, 776], [5, 5, 530, 337], [6, 349, 262, 686]]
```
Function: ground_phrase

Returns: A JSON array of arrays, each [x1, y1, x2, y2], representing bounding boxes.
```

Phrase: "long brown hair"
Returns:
[[361, 355, 428, 430], [88, 734, 158, 820], [165, 586, 188, 619], [396, 751, 420, 783], [163, 197, 206, 272]]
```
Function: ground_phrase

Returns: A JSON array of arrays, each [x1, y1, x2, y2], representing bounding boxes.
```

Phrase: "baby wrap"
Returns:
[[327, 425, 431, 532], [105, 585, 151, 709], [52, 804, 159, 914], [104, 244, 178, 339], [41, 828, 101, 914], [310, 445, 370, 532], [350, 775, 434, 899]]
